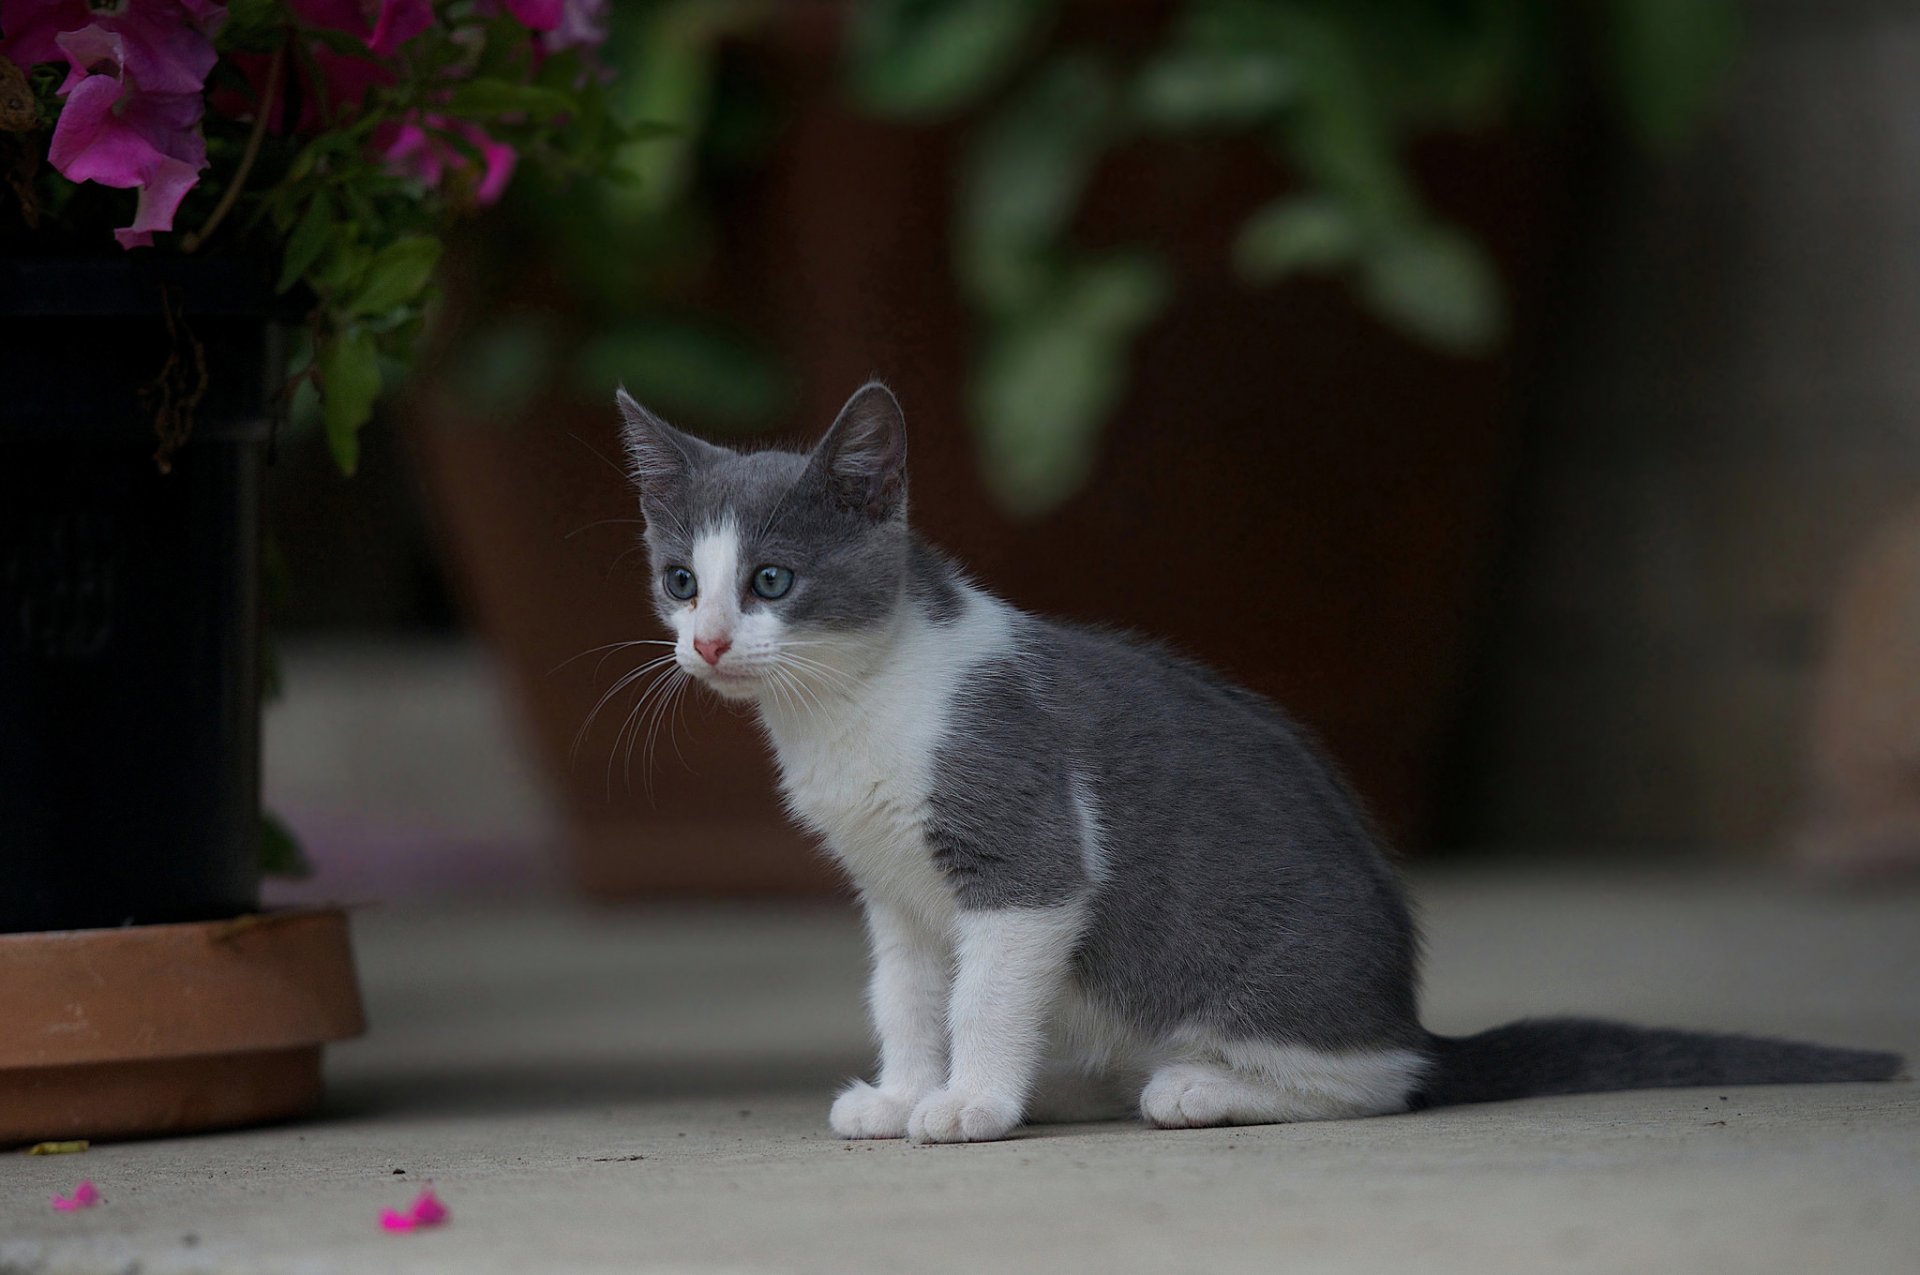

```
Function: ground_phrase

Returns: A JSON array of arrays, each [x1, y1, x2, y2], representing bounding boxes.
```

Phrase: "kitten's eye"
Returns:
[[663, 566, 698, 601], [751, 565, 794, 600]]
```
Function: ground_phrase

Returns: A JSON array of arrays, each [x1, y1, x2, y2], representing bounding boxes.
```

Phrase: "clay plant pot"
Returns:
[[0, 258, 365, 1140], [0, 909, 364, 1146]]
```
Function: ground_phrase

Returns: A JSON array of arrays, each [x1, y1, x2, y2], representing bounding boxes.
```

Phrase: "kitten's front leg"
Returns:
[[909, 904, 1086, 1144], [830, 900, 949, 1139]]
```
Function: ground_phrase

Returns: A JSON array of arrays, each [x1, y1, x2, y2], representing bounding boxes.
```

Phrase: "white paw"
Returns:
[[829, 1081, 921, 1139], [1140, 1064, 1236, 1128], [907, 1087, 1022, 1144]]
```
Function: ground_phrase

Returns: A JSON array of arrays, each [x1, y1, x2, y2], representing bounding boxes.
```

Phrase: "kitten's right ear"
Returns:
[[614, 388, 723, 503]]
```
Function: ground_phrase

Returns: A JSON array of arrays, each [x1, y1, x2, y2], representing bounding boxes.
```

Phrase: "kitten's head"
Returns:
[[615, 381, 910, 702]]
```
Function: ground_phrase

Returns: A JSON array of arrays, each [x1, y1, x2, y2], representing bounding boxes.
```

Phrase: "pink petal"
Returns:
[[539, 0, 609, 54], [0, 0, 92, 67], [372, 117, 444, 189], [50, 1179, 100, 1211], [366, 0, 431, 56], [290, 0, 431, 56], [49, 72, 206, 247], [379, 1208, 416, 1232], [55, 3, 223, 97], [307, 44, 394, 121], [113, 151, 201, 248], [408, 1188, 449, 1226], [456, 122, 516, 207], [287, 0, 362, 33], [52, 24, 124, 94], [505, 0, 565, 32]]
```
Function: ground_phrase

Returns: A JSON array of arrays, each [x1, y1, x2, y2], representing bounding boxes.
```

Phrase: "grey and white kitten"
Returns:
[[615, 381, 1903, 1143]]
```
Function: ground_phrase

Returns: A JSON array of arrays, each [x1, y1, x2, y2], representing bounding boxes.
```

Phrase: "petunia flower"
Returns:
[[49, 70, 206, 247], [503, 0, 564, 32], [0, 0, 91, 68], [212, 42, 393, 134], [373, 112, 517, 207], [536, 0, 608, 55], [55, 7, 221, 96], [290, 0, 433, 58]]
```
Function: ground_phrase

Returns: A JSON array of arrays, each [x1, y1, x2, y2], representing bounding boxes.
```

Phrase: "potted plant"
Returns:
[[0, 0, 630, 1144]]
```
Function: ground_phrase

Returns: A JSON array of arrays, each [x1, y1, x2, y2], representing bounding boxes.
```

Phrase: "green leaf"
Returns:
[[960, 54, 1115, 309], [260, 810, 312, 879], [319, 327, 381, 474], [1233, 196, 1364, 282], [1358, 225, 1505, 354], [1606, 0, 1740, 149], [445, 76, 576, 119], [973, 255, 1168, 516], [848, 0, 1054, 119], [349, 236, 441, 317], [276, 193, 333, 294], [1131, 49, 1296, 130]]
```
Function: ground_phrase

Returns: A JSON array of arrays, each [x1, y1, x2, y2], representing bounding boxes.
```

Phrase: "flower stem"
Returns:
[[182, 41, 285, 253]]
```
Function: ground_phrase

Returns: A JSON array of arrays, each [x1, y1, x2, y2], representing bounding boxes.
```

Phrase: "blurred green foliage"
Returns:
[[847, 0, 1742, 514], [432, 0, 793, 439]]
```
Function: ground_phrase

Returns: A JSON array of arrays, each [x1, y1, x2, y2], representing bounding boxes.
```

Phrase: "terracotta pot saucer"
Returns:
[[0, 907, 365, 1146]]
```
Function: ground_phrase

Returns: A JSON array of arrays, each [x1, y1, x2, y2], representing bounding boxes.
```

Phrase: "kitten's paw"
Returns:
[[907, 1087, 1022, 1144], [829, 1081, 920, 1139], [1140, 1063, 1238, 1128]]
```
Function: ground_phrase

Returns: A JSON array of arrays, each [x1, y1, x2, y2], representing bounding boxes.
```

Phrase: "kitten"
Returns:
[[615, 381, 1904, 1144]]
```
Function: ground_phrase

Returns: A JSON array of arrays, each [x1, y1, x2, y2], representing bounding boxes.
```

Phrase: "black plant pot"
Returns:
[[1, 258, 293, 933]]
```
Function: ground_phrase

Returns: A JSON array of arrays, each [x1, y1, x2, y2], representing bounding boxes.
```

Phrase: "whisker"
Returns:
[[564, 517, 649, 541], [549, 638, 674, 677], [570, 654, 677, 767]]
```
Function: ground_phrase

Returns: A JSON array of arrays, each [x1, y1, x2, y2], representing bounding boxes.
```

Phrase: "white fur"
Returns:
[[1140, 1043, 1425, 1127], [829, 901, 949, 1139], [910, 902, 1089, 1144], [670, 518, 793, 702], [756, 584, 1016, 924]]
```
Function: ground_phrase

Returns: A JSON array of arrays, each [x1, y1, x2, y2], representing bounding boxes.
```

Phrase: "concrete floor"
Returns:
[[4, 869, 1917, 1274]]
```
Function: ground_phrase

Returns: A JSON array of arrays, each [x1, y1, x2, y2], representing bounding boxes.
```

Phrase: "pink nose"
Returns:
[[694, 636, 732, 667]]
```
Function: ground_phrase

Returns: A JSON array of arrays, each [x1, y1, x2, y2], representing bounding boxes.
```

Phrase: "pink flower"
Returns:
[[212, 42, 393, 134], [537, 0, 607, 55], [503, 0, 564, 32], [41, 2, 224, 251], [374, 113, 516, 207], [54, 3, 222, 96], [50, 70, 206, 247], [50, 1180, 100, 1211], [380, 1187, 450, 1232], [0, 0, 90, 67], [290, 0, 432, 58]]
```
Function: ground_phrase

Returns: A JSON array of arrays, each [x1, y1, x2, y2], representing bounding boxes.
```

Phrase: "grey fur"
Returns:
[[618, 382, 1906, 1110]]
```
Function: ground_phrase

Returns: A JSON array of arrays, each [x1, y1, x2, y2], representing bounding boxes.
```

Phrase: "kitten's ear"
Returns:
[[614, 388, 724, 503], [809, 381, 907, 520]]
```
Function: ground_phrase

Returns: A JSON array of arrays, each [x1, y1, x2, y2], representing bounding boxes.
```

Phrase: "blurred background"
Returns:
[[261, 0, 1920, 908]]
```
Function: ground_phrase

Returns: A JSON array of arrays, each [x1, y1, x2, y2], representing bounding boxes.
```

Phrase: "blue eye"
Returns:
[[751, 565, 794, 600], [663, 567, 697, 600]]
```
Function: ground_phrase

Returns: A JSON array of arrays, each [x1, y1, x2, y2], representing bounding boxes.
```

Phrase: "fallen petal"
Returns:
[[408, 1188, 449, 1226]]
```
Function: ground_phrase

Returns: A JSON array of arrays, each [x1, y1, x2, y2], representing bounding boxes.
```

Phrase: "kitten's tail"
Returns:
[[1409, 1018, 1905, 1110]]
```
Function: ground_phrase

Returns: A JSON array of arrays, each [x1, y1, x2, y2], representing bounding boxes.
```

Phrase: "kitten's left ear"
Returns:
[[810, 381, 907, 520]]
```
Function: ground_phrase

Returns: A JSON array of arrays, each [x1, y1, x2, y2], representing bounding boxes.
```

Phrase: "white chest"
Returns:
[[759, 589, 1014, 925]]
